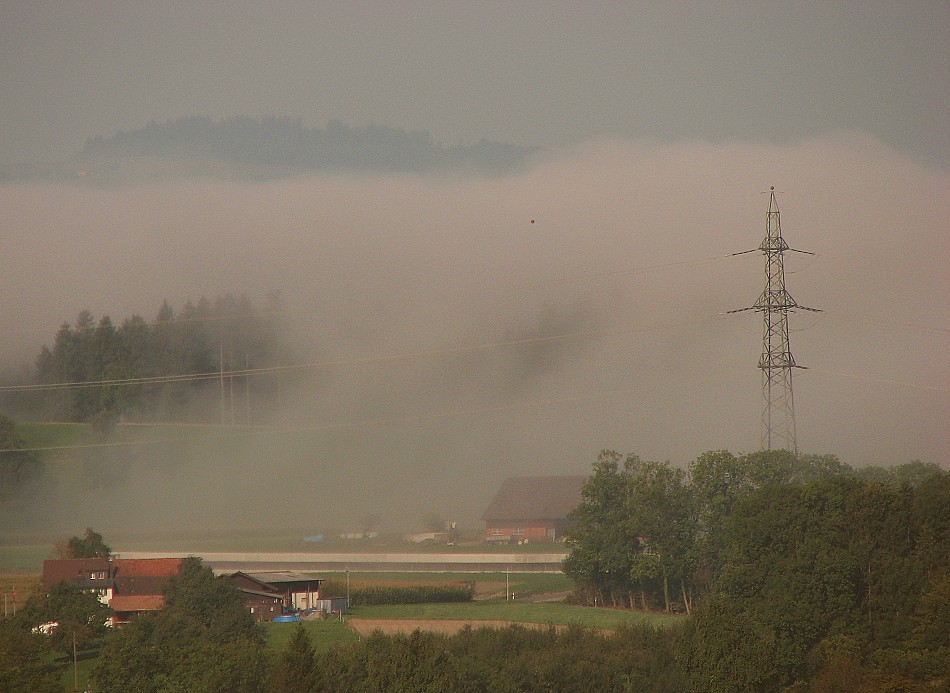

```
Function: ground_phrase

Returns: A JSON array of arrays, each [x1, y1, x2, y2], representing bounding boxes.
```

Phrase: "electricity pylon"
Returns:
[[728, 187, 819, 454]]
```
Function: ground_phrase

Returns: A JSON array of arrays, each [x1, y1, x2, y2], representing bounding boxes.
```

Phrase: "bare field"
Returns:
[[0, 572, 41, 604]]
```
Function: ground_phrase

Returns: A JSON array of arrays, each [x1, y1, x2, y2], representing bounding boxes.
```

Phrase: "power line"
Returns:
[[4, 300, 942, 399], [804, 367, 950, 393], [10, 254, 740, 345], [4, 360, 943, 457], [512, 254, 739, 289], [0, 385, 641, 455], [0, 314, 725, 394], [819, 310, 949, 338]]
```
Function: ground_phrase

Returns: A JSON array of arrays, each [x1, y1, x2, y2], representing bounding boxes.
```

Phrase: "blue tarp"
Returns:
[[272, 614, 301, 623]]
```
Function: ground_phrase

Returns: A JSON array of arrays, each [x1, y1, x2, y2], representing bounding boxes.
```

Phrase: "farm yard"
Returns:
[[261, 571, 678, 653], [3, 427, 948, 690], [7, 563, 677, 690]]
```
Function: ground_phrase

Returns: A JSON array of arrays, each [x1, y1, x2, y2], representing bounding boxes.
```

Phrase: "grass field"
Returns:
[[55, 648, 99, 692], [16, 421, 92, 449], [0, 572, 42, 609], [0, 545, 50, 573], [265, 597, 679, 654], [319, 571, 571, 599], [349, 601, 680, 629], [264, 617, 360, 651]]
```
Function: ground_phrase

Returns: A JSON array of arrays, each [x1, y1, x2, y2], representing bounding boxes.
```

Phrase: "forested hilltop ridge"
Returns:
[[0, 116, 538, 182], [76, 116, 537, 175]]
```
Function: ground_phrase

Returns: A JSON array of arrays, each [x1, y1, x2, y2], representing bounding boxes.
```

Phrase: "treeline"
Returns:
[[313, 624, 680, 692], [24, 293, 286, 425], [9, 555, 676, 693], [78, 116, 537, 175], [565, 450, 950, 690], [90, 557, 680, 693], [5, 505, 948, 692]]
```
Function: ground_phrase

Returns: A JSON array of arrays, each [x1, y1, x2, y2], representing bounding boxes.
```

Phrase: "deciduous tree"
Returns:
[[0, 620, 64, 693], [54, 527, 111, 559], [16, 581, 112, 655], [0, 414, 42, 500]]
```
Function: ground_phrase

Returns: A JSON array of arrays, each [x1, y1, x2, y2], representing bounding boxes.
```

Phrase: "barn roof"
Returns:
[[109, 594, 164, 612], [481, 476, 587, 522], [42, 558, 111, 591], [113, 558, 185, 577], [238, 587, 285, 600], [243, 571, 321, 586]]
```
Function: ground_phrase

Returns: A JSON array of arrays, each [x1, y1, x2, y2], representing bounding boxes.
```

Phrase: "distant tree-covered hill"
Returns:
[[75, 116, 538, 176]]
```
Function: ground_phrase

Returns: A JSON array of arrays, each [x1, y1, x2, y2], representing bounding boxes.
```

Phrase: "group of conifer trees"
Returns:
[[25, 294, 284, 425]]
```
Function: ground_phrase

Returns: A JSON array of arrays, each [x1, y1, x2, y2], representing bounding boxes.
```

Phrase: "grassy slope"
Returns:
[[16, 421, 92, 448], [265, 618, 360, 651]]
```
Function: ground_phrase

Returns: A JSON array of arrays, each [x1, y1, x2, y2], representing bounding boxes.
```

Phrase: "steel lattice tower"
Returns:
[[729, 188, 819, 454]]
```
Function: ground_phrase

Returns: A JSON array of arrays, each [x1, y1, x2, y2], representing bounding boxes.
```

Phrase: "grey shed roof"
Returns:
[[244, 571, 321, 585], [481, 476, 587, 522]]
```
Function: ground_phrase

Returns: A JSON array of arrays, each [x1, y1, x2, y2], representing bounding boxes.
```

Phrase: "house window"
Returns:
[[249, 607, 255, 613], [491, 528, 504, 536], [513, 528, 524, 535]]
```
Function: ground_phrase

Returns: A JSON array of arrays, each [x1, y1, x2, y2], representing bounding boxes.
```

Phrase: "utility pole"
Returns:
[[219, 333, 226, 425], [728, 187, 819, 454], [73, 631, 78, 691]]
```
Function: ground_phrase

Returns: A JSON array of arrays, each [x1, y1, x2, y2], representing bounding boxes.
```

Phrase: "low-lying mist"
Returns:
[[1, 134, 947, 539]]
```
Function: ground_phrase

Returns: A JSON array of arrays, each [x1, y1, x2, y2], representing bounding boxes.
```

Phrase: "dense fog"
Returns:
[[1, 135, 946, 535]]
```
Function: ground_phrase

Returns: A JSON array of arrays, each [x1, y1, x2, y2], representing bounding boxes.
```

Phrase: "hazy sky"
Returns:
[[0, 3, 947, 533], [1, 2, 948, 167]]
